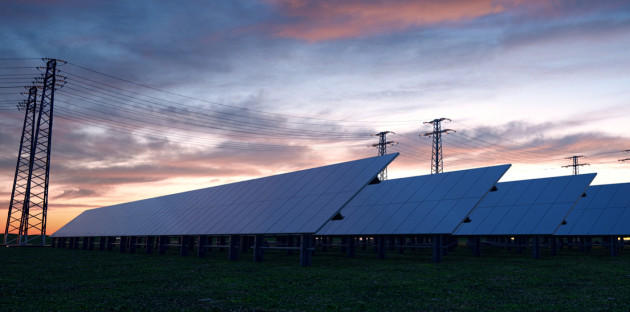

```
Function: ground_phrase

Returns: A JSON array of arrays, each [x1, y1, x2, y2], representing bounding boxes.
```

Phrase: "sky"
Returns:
[[1, 0, 630, 233]]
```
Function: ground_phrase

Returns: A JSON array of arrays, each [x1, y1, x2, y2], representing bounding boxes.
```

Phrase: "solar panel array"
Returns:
[[454, 174, 596, 236], [316, 164, 511, 236], [52, 153, 398, 237], [554, 183, 630, 236]]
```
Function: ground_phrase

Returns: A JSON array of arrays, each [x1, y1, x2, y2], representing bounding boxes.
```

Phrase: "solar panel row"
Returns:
[[52, 154, 630, 241]]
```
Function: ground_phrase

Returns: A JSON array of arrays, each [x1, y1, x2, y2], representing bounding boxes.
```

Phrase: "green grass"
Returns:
[[0, 244, 629, 311]]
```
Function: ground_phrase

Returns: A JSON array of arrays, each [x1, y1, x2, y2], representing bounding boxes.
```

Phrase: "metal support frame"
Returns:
[[106, 237, 114, 251], [180, 236, 190, 257], [253, 234, 264, 262], [228, 235, 240, 261], [197, 236, 207, 258], [158, 236, 168, 255], [432, 235, 443, 262], [347, 236, 356, 258], [119, 236, 127, 253], [129, 236, 137, 254], [377, 236, 386, 259], [146, 236, 154, 254], [299, 234, 313, 267], [532, 236, 540, 259]]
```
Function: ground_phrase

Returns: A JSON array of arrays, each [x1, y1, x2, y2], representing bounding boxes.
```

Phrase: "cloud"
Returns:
[[267, 0, 519, 41]]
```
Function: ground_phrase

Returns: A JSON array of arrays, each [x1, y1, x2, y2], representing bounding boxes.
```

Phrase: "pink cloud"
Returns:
[[267, 0, 523, 41]]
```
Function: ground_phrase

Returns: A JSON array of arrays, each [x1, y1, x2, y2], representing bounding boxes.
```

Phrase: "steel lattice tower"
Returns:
[[3, 59, 61, 246], [562, 155, 589, 175], [4, 87, 38, 245], [423, 118, 455, 174], [371, 131, 397, 180]]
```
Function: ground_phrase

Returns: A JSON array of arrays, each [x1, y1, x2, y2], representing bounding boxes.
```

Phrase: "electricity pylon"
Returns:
[[562, 155, 589, 175], [3, 58, 64, 246], [4, 86, 38, 245], [422, 118, 455, 174], [370, 131, 397, 180]]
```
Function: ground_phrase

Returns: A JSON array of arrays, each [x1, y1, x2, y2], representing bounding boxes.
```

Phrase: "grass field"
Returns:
[[0, 243, 628, 311]]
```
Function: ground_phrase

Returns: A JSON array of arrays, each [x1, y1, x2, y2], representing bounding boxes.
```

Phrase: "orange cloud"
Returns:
[[268, 0, 527, 41]]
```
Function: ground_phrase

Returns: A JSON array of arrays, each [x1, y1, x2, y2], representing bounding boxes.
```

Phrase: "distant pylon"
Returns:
[[619, 149, 630, 163], [422, 118, 455, 174], [370, 131, 397, 180], [562, 155, 589, 175], [3, 58, 64, 246]]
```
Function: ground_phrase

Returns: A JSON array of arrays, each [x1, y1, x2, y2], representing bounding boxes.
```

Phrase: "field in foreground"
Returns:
[[0, 244, 629, 311]]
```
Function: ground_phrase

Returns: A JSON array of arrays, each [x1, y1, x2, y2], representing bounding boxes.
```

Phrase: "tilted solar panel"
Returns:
[[554, 183, 630, 236], [52, 153, 398, 237], [454, 174, 596, 236], [316, 164, 511, 236]]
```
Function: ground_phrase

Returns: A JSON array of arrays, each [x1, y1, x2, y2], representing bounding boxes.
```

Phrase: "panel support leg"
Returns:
[[228, 235, 240, 261], [377, 236, 386, 259], [300, 234, 312, 267], [88, 237, 94, 250], [532, 236, 540, 259], [197, 235, 207, 258], [253, 234, 264, 262], [180, 236, 190, 257], [158, 236, 168, 255], [119, 236, 127, 253], [432, 235, 443, 263], [610, 235, 619, 257], [106, 237, 114, 251], [347, 236, 356, 258], [99, 237, 106, 251], [129, 236, 137, 254]]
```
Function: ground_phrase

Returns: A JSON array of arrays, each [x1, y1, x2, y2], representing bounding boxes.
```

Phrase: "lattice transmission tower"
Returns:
[[422, 118, 455, 174], [370, 131, 397, 180], [562, 155, 589, 175], [4, 58, 63, 246]]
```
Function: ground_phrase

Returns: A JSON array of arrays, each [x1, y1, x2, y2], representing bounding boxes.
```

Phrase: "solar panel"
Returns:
[[317, 164, 511, 236], [52, 153, 398, 237], [554, 183, 630, 236], [454, 174, 596, 236]]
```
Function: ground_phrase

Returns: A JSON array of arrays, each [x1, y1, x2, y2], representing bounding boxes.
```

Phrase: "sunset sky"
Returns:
[[1, 0, 630, 233]]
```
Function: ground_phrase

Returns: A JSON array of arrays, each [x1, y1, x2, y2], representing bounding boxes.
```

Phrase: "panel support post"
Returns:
[[253, 234, 264, 262], [158, 236, 168, 255], [432, 235, 443, 263], [99, 237, 106, 251], [72, 237, 79, 249], [88, 237, 94, 250], [51, 237, 57, 248], [532, 236, 540, 259], [228, 235, 240, 261], [197, 235, 207, 258], [377, 236, 386, 259], [106, 237, 114, 251], [398, 236, 405, 254], [550, 237, 557, 256], [180, 236, 189, 257], [144, 236, 153, 254], [468, 236, 481, 257], [300, 234, 312, 267], [119, 236, 127, 253], [129, 236, 136, 254], [347, 236, 356, 258], [610, 236, 618, 257], [82, 237, 89, 250], [287, 236, 294, 255]]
